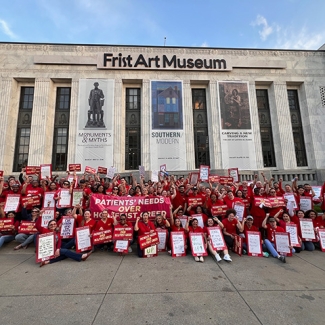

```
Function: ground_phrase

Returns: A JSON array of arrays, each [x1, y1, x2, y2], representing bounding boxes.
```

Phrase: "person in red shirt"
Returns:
[[222, 209, 243, 254], [21, 179, 44, 211], [261, 214, 286, 262], [204, 217, 231, 262], [39, 220, 92, 267], [82, 209, 96, 233], [223, 190, 244, 210], [79, 180, 92, 209], [113, 213, 134, 252], [185, 216, 206, 262], [134, 211, 156, 257], [93, 209, 114, 251], [0, 204, 19, 248]]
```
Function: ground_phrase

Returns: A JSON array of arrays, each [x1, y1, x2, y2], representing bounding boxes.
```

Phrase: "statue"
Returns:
[[85, 82, 105, 128]]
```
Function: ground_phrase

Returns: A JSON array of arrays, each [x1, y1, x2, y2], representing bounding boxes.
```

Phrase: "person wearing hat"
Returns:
[[240, 215, 269, 257], [261, 213, 286, 263]]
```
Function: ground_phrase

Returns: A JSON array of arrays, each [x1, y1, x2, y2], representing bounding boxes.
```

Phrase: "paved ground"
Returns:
[[0, 242, 324, 325]]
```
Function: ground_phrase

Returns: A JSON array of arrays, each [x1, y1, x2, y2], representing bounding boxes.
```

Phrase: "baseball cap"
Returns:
[[246, 215, 254, 221]]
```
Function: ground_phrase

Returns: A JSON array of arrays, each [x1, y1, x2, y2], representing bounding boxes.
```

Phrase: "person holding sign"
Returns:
[[14, 206, 40, 250], [240, 215, 269, 257], [291, 210, 314, 251], [261, 214, 286, 263], [39, 220, 92, 267], [134, 211, 156, 257], [205, 217, 231, 262], [93, 209, 114, 251], [0, 205, 19, 248], [113, 213, 134, 252], [274, 210, 302, 253], [185, 217, 206, 262], [222, 209, 243, 251]]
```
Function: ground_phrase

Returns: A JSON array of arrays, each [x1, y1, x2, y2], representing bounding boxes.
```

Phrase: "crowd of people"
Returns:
[[0, 169, 325, 266]]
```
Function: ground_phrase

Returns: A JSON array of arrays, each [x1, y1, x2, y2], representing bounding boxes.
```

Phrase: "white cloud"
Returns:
[[251, 15, 274, 41], [201, 41, 209, 47], [0, 19, 17, 39], [275, 26, 325, 50]]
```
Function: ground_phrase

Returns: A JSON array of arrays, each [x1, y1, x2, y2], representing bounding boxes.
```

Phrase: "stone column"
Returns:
[[299, 82, 319, 169], [208, 80, 221, 169], [249, 81, 264, 169], [183, 80, 195, 170], [0, 78, 14, 171], [141, 79, 150, 171], [67, 79, 79, 165], [113, 79, 123, 171], [269, 82, 296, 169], [28, 78, 52, 165]]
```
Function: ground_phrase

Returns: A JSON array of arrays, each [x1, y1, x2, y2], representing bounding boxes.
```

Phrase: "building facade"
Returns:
[[0, 42, 325, 183]]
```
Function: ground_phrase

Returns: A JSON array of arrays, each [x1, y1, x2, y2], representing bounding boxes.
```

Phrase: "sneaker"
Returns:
[[194, 256, 200, 262], [128, 247, 132, 253], [223, 254, 232, 262], [167, 250, 171, 255], [215, 253, 222, 262], [199, 256, 204, 263], [278, 255, 286, 263], [242, 249, 247, 255], [263, 252, 269, 258]]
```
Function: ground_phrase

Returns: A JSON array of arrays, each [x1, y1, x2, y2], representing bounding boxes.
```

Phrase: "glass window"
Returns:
[[192, 89, 210, 167], [52, 88, 71, 171], [256, 89, 276, 167], [125, 88, 141, 170], [287, 90, 307, 167]]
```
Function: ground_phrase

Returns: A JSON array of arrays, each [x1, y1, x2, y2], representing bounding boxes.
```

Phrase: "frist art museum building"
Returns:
[[0, 41, 325, 183]]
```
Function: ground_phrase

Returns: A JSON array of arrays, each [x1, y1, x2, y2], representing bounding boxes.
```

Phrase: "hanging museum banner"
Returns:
[[150, 81, 187, 171], [217, 81, 257, 169], [76, 79, 114, 168]]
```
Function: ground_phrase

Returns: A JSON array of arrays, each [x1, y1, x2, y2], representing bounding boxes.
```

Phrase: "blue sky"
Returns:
[[0, 0, 325, 50]]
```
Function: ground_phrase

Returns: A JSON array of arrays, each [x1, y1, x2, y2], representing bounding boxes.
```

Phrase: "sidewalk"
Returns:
[[0, 242, 324, 325]]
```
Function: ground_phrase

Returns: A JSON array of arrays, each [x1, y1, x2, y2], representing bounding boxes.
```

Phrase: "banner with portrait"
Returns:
[[217, 81, 257, 169], [150, 81, 186, 171], [76, 79, 114, 168]]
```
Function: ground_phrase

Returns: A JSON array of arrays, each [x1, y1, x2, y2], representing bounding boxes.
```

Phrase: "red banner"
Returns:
[[233, 234, 243, 256], [85, 166, 96, 174], [19, 221, 37, 234], [209, 175, 220, 183], [138, 231, 160, 250], [188, 197, 203, 207], [268, 197, 286, 208], [90, 195, 171, 221], [0, 218, 14, 231], [21, 196, 41, 207], [92, 229, 113, 245], [211, 205, 228, 216], [26, 166, 40, 175], [219, 176, 233, 185], [254, 197, 272, 208], [113, 226, 133, 240], [97, 166, 107, 174], [69, 164, 81, 172]]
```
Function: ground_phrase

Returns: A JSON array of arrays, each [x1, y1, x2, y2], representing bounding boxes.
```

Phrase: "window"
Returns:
[[13, 87, 34, 172], [192, 89, 210, 168], [52, 87, 71, 171], [256, 90, 276, 167], [287, 90, 307, 167], [125, 88, 141, 170]]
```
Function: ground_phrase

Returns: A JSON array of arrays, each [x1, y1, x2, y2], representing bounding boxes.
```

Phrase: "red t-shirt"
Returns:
[[137, 221, 155, 236], [265, 225, 285, 243], [188, 226, 204, 233], [222, 218, 239, 235], [94, 218, 114, 231]]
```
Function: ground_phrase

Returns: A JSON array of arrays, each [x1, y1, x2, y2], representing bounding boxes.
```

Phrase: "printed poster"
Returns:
[[150, 81, 186, 171], [76, 79, 114, 168], [218, 81, 256, 169]]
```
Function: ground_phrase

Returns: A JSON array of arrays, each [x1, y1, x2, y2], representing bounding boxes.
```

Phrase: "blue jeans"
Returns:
[[15, 233, 35, 247], [49, 248, 83, 263], [263, 239, 279, 258], [0, 235, 15, 248], [302, 241, 315, 251]]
